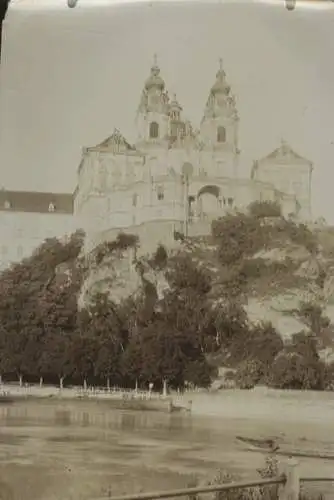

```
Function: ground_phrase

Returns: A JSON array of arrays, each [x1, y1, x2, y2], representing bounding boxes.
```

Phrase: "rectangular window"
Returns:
[[156, 185, 164, 201]]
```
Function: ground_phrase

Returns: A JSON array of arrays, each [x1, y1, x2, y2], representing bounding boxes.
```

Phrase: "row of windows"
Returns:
[[148, 121, 227, 143], [132, 185, 165, 207], [2, 201, 57, 212], [132, 188, 234, 207]]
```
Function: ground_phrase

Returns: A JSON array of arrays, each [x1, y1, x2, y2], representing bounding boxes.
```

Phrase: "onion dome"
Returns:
[[144, 54, 165, 91], [211, 58, 230, 95], [169, 93, 182, 112]]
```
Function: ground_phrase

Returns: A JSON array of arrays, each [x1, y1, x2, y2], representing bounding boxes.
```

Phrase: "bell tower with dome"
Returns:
[[200, 59, 240, 180], [135, 54, 170, 148]]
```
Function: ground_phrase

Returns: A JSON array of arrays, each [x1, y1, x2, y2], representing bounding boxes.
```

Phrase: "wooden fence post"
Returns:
[[278, 458, 300, 500]]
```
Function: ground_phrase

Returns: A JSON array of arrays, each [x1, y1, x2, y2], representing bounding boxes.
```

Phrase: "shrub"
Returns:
[[269, 350, 324, 390], [226, 320, 283, 370], [93, 232, 139, 265], [322, 362, 334, 390], [167, 254, 211, 294], [152, 244, 168, 269], [234, 359, 264, 389], [281, 220, 317, 254], [296, 302, 330, 337], [201, 456, 325, 499], [248, 200, 282, 218], [212, 213, 265, 265]]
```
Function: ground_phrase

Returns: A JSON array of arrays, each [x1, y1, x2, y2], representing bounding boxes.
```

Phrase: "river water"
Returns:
[[0, 392, 334, 500]]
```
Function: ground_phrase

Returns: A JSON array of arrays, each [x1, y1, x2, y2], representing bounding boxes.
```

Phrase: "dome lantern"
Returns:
[[144, 54, 165, 91], [211, 58, 231, 95]]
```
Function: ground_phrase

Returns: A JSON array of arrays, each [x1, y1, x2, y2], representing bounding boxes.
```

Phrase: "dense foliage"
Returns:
[[0, 230, 216, 389], [248, 200, 282, 218], [0, 204, 332, 392]]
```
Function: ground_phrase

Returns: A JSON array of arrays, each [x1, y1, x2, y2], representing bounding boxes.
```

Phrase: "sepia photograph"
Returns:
[[0, 0, 334, 499]]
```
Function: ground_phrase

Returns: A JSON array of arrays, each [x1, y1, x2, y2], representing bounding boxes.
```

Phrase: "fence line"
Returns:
[[95, 460, 334, 500], [96, 478, 285, 500]]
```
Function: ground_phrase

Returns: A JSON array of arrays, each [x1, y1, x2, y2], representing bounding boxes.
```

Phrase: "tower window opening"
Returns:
[[157, 185, 164, 201], [132, 193, 138, 207], [217, 126, 226, 143], [149, 121, 159, 139], [48, 202, 56, 212]]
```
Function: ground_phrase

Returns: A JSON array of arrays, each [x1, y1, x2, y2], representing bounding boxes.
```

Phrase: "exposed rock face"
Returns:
[[252, 245, 310, 263], [246, 294, 305, 341], [77, 246, 170, 310], [73, 224, 334, 353]]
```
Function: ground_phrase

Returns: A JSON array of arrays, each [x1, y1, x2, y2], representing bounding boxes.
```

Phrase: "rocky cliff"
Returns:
[[54, 216, 334, 362]]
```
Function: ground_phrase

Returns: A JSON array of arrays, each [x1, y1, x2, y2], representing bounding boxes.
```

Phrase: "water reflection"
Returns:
[[54, 409, 71, 426], [0, 402, 193, 434], [0, 399, 333, 500]]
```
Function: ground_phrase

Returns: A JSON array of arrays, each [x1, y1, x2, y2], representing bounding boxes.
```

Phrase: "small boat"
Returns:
[[236, 436, 280, 452], [237, 436, 334, 460], [244, 446, 334, 461]]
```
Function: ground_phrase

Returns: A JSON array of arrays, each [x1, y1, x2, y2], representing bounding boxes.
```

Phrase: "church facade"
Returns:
[[0, 58, 314, 269], [74, 57, 313, 253]]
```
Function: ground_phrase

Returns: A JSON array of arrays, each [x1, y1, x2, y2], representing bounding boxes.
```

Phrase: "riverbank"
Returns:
[[0, 383, 192, 413], [2, 383, 334, 422]]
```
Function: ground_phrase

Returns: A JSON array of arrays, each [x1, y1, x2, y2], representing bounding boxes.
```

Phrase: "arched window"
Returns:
[[156, 185, 164, 201], [4, 200, 11, 209], [217, 126, 226, 143], [132, 193, 138, 207], [48, 202, 55, 212], [149, 121, 159, 139]]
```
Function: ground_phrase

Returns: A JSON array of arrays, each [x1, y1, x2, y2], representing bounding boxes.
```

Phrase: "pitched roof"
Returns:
[[88, 128, 136, 154], [257, 139, 312, 166], [0, 190, 73, 214]]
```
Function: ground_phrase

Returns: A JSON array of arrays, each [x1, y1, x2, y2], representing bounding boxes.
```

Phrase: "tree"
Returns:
[[120, 334, 144, 388], [78, 292, 128, 386], [269, 350, 324, 390], [39, 330, 74, 388], [130, 321, 213, 389], [0, 231, 85, 385]]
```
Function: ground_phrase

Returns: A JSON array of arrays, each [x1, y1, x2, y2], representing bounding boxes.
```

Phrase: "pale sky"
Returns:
[[0, 0, 334, 220]]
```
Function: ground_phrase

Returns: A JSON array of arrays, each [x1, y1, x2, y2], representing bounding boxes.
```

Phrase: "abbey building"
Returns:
[[74, 57, 313, 252], [0, 57, 313, 268]]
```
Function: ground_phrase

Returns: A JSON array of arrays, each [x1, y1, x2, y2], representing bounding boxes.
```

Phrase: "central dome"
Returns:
[[145, 55, 165, 91], [211, 59, 231, 95]]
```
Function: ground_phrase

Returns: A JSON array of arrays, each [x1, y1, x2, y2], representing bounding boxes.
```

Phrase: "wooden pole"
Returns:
[[278, 458, 300, 500]]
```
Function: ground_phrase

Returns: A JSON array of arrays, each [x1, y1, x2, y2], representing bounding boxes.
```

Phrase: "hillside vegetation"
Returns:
[[1, 201, 334, 391]]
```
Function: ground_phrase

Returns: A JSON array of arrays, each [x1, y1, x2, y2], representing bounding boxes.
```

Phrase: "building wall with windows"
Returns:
[[0, 58, 314, 267], [74, 58, 313, 253], [0, 191, 76, 270]]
